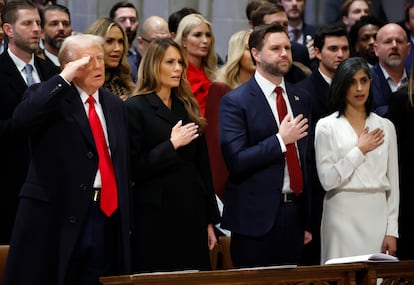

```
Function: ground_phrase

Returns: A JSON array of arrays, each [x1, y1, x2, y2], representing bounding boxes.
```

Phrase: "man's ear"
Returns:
[[2, 23, 13, 39], [251, 47, 260, 64]]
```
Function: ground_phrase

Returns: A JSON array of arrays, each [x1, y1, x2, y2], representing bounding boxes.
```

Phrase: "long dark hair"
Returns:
[[329, 57, 373, 117]]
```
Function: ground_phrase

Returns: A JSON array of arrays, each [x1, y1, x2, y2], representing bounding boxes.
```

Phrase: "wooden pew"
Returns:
[[100, 261, 414, 285], [0, 245, 9, 284], [100, 263, 365, 285], [360, 260, 414, 285]]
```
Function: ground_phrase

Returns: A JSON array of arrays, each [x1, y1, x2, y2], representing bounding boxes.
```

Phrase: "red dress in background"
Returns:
[[205, 82, 232, 201], [186, 62, 211, 116]]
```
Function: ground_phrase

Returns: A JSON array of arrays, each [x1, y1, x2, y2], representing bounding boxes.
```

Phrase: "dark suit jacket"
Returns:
[[295, 70, 330, 265], [298, 23, 317, 46], [292, 41, 310, 67], [219, 76, 311, 238], [4, 75, 131, 285], [0, 51, 59, 244], [296, 69, 330, 123], [388, 90, 414, 259], [371, 63, 400, 116], [127, 46, 141, 83]]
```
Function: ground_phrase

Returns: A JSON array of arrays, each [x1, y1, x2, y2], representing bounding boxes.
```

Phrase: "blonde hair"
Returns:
[[216, 30, 251, 89], [174, 13, 217, 81], [134, 38, 207, 133], [85, 18, 135, 92]]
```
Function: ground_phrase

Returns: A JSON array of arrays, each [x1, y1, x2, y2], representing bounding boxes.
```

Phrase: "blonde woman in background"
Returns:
[[204, 29, 255, 200], [86, 18, 135, 100], [175, 13, 218, 116]]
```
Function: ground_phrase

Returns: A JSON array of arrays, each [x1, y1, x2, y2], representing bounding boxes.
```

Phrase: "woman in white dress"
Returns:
[[315, 57, 399, 264]]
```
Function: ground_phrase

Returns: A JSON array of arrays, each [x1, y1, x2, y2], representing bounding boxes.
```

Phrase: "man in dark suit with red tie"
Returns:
[[0, 0, 59, 245], [220, 23, 312, 267], [3, 34, 131, 285]]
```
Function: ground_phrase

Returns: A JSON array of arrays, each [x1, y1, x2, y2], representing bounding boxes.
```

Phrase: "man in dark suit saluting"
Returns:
[[0, 0, 59, 244], [4, 34, 131, 285], [220, 23, 312, 267]]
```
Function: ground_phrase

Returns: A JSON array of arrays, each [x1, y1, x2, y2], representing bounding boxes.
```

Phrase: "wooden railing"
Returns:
[[100, 260, 414, 285]]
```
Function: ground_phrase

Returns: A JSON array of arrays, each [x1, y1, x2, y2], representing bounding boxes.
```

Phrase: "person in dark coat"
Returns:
[[126, 38, 220, 273], [388, 82, 414, 260], [3, 34, 132, 285], [295, 23, 350, 265], [0, 0, 59, 245]]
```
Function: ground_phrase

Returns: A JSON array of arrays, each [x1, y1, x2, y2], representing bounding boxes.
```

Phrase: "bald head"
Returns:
[[137, 16, 170, 55], [376, 23, 407, 43], [142, 16, 170, 40], [374, 23, 410, 69]]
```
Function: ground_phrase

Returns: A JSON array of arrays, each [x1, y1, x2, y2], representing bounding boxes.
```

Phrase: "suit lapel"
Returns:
[[0, 52, 28, 95], [285, 83, 304, 116], [64, 85, 95, 148], [146, 92, 181, 125], [99, 89, 118, 152]]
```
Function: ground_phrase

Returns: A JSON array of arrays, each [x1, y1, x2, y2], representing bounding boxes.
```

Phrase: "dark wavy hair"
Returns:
[[329, 57, 373, 117]]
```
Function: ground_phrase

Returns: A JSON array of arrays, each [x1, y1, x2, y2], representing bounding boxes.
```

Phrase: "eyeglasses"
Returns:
[[141, 37, 154, 44]]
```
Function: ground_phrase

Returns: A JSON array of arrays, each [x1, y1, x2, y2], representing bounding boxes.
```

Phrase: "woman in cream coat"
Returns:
[[315, 57, 399, 264]]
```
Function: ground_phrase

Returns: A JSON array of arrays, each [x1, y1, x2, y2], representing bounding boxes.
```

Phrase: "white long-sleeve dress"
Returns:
[[315, 112, 399, 264]]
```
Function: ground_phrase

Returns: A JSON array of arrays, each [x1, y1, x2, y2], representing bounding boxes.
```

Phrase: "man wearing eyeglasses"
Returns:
[[136, 15, 170, 61]]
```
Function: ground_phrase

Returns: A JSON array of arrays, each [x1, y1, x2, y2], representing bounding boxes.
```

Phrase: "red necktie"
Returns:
[[275, 87, 303, 195], [87, 96, 118, 216]]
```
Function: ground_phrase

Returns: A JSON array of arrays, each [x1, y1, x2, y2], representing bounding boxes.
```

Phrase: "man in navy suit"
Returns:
[[279, 0, 317, 64], [0, 0, 59, 245], [220, 23, 312, 267], [279, 0, 316, 46], [4, 34, 131, 285], [295, 23, 350, 265], [372, 23, 410, 116]]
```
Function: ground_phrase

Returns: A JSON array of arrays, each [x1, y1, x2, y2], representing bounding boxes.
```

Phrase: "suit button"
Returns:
[[86, 151, 94, 159], [68, 216, 77, 224], [79, 184, 87, 191]]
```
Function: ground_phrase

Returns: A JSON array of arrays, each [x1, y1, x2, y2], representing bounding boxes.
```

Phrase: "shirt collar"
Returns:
[[8, 49, 35, 72], [44, 49, 60, 66], [75, 84, 100, 105], [254, 70, 287, 98], [318, 68, 332, 85], [288, 23, 303, 32], [379, 64, 408, 84]]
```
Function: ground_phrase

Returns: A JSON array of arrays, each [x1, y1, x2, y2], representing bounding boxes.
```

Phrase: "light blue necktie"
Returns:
[[24, 64, 35, 86]]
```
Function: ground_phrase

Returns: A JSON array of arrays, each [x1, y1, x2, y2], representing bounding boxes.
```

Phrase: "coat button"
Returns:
[[86, 151, 94, 158], [79, 184, 87, 191], [68, 216, 77, 224]]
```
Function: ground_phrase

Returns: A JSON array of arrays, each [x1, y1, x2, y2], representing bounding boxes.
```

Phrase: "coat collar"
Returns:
[[146, 92, 187, 124]]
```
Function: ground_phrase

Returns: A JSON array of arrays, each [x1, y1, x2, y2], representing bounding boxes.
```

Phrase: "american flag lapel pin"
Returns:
[[294, 96, 300, 101]]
